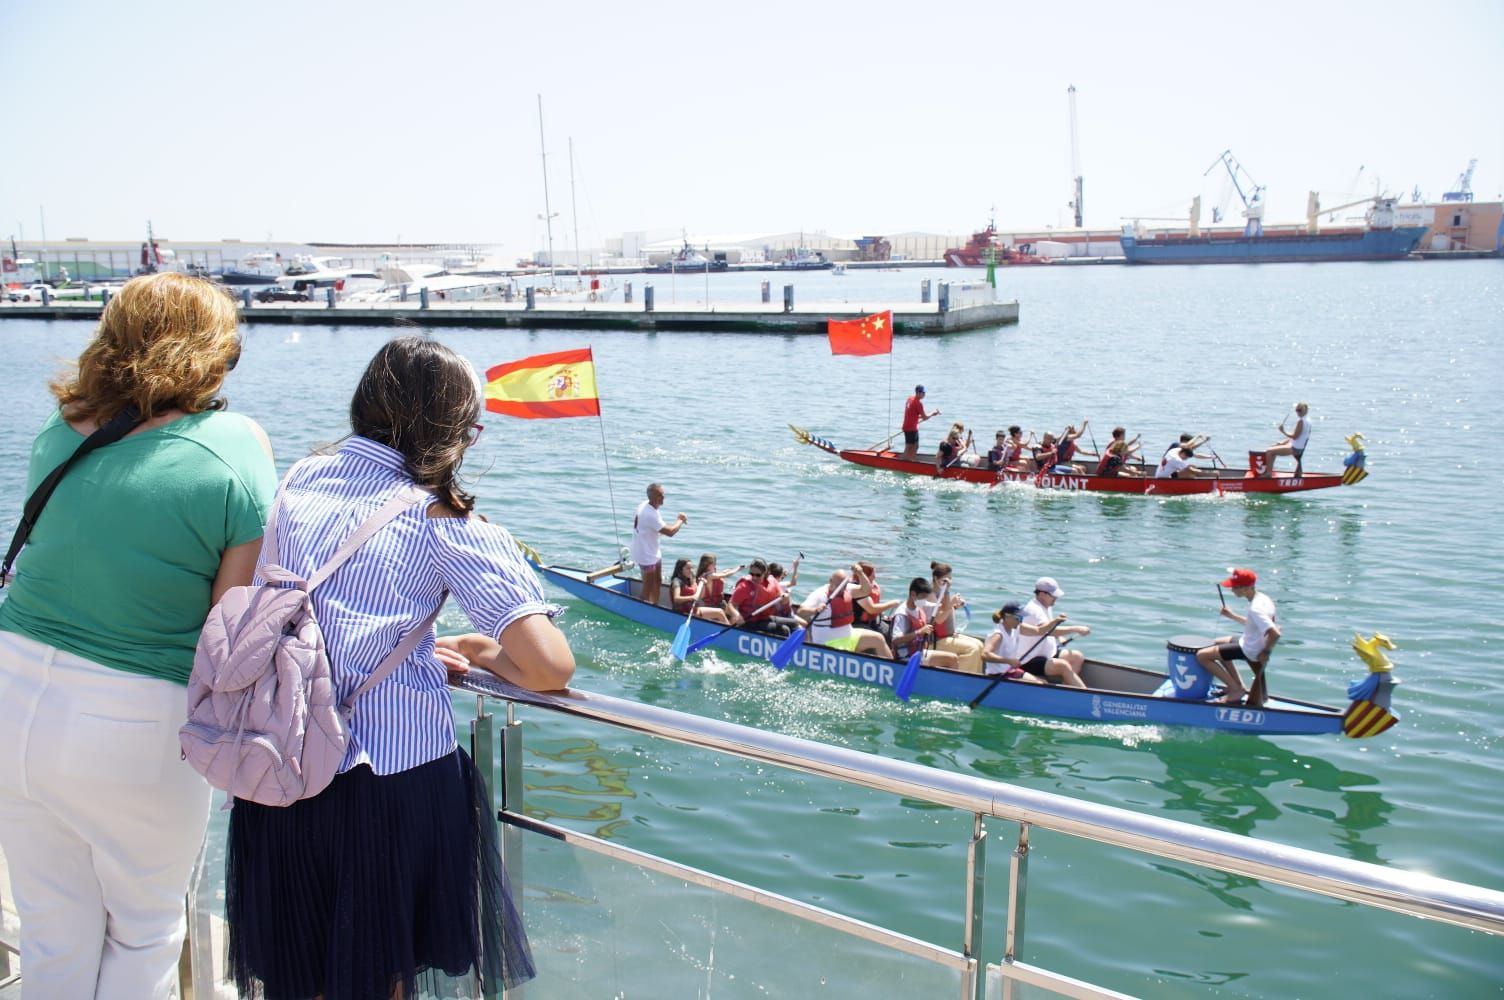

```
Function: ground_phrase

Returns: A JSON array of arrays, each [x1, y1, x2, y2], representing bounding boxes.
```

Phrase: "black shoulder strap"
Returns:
[[1, 407, 144, 587]]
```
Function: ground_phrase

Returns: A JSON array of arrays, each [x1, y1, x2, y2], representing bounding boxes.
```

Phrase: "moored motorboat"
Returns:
[[536, 563, 1399, 737], [790, 426, 1370, 496]]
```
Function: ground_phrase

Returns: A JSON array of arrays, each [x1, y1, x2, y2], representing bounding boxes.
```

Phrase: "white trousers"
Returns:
[[0, 630, 210, 999]]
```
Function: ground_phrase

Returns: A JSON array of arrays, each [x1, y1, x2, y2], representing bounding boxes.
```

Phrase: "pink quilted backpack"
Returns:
[[180, 482, 439, 807]]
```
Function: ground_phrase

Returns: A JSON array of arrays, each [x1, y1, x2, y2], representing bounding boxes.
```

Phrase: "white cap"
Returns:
[[1034, 577, 1064, 597]]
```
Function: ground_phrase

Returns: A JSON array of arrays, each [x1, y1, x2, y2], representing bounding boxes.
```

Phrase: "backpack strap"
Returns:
[[342, 600, 445, 711], [304, 483, 431, 592]]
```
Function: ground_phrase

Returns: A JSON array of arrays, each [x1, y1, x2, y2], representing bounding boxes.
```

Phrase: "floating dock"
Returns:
[[0, 297, 1019, 334]]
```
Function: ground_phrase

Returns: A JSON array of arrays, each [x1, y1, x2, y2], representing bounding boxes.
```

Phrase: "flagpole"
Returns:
[[594, 391, 624, 561], [887, 329, 894, 450]]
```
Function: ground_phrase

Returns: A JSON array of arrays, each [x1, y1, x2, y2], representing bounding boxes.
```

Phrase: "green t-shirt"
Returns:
[[0, 409, 276, 684]]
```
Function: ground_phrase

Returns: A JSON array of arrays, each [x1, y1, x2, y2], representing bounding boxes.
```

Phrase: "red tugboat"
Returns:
[[944, 216, 1051, 266]]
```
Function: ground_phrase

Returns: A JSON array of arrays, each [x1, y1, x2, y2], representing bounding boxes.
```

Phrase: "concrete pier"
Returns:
[[0, 298, 1020, 334]]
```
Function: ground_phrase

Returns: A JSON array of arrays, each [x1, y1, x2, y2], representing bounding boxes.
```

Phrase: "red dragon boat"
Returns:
[[790, 426, 1370, 496]]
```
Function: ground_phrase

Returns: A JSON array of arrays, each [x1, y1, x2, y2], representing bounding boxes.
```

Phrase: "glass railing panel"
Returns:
[[516, 824, 967, 998]]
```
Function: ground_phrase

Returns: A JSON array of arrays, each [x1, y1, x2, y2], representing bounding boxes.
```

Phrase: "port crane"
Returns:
[[1442, 159, 1476, 202], [1204, 150, 1265, 236], [1067, 85, 1084, 227]]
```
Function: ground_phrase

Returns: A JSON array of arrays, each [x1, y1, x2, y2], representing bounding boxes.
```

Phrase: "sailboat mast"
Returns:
[[537, 94, 557, 288], [569, 137, 582, 289]]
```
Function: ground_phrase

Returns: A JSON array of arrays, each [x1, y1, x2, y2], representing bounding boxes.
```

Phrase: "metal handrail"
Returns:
[[457, 672, 1504, 937]]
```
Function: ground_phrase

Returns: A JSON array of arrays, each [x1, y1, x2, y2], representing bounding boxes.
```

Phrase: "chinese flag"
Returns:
[[485, 347, 601, 418], [827, 310, 893, 356]]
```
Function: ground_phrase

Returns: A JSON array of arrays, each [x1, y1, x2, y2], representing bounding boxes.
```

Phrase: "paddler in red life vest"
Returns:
[[852, 561, 901, 635], [695, 553, 744, 627], [796, 564, 892, 657], [889, 577, 960, 668], [1053, 421, 1092, 469], [732, 559, 790, 637], [900, 385, 940, 461], [1096, 427, 1142, 477]]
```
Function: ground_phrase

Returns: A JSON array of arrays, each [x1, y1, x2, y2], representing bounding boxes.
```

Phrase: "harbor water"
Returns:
[[2, 261, 1501, 997]]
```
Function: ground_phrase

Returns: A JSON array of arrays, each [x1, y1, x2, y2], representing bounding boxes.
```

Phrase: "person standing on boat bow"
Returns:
[[1195, 568, 1280, 707], [631, 482, 687, 607], [1262, 402, 1311, 477], [900, 385, 939, 461]]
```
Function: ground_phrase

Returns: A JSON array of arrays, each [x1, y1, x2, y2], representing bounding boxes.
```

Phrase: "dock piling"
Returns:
[[420, 287, 430, 310], [525, 286, 536, 311], [326, 287, 336, 309], [783, 284, 794, 313], [644, 284, 654, 312], [921, 279, 931, 304], [624, 281, 632, 304], [938, 282, 950, 314], [761, 280, 770, 303]]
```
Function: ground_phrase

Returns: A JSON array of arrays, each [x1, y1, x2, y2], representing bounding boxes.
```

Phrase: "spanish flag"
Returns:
[[827, 310, 893, 356], [485, 347, 600, 419]]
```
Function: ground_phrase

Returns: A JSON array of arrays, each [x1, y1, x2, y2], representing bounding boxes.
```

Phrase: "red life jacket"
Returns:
[[701, 576, 725, 606], [826, 593, 854, 629], [895, 604, 927, 656], [1057, 438, 1076, 464], [933, 599, 955, 639], [853, 583, 883, 626]]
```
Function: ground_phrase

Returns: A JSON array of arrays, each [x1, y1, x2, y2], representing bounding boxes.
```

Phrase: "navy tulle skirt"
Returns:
[[226, 748, 534, 999]]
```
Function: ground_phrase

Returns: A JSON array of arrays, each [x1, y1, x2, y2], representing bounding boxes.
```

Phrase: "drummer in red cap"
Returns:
[[1195, 568, 1280, 707]]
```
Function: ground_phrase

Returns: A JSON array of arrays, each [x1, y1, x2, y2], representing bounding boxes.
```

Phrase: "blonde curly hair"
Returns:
[[50, 272, 241, 422]]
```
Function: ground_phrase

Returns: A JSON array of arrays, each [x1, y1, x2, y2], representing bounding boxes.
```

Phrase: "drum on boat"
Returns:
[[1166, 634, 1214, 700]]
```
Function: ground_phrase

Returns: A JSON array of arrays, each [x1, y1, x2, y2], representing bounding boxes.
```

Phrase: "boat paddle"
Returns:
[[966, 617, 1064, 709], [894, 641, 926, 702], [683, 593, 787, 655], [769, 577, 849, 669], [669, 581, 703, 661], [1217, 584, 1227, 610]]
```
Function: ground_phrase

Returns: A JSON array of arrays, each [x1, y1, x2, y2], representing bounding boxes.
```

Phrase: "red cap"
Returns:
[[1221, 568, 1257, 588]]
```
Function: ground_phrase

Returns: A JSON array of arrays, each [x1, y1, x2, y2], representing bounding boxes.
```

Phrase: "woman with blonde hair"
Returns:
[[0, 272, 276, 996]]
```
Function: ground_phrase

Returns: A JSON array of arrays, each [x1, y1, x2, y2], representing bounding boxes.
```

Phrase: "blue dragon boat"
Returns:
[[539, 564, 1401, 738]]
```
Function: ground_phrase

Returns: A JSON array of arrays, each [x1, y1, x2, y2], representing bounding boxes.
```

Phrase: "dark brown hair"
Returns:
[[350, 336, 480, 513]]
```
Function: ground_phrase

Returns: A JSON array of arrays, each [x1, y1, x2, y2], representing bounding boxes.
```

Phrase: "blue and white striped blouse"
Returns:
[[256, 436, 558, 776]]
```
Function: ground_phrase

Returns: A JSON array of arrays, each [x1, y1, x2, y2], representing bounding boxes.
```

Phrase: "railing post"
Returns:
[[964, 813, 988, 1000], [1001, 822, 1031, 1000], [469, 697, 501, 999]]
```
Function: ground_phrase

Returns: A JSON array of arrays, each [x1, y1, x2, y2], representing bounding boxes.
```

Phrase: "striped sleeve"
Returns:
[[428, 517, 560, 639]]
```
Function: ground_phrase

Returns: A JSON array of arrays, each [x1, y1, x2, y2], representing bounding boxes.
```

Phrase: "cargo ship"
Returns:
[[1120, 205, 1428, 264], [1123, 153, 1429, 264]]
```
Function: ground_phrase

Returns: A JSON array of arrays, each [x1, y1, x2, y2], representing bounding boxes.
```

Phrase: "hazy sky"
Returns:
[[4, 0, 1501, 255]]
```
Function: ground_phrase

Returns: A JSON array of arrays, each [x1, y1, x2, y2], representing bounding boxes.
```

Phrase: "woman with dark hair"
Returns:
[[0, 272, 276, 996], [224, 335, 574, 1000], [928, 561, 984, 672], [670, 556, 731, 625]]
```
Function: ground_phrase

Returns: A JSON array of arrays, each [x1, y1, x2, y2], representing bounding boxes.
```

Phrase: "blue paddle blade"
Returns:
[[670, 619, 692, 660], [769, 628, 806, 669], [895, 649, 923, 701], [685, 624, 731, 655]]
